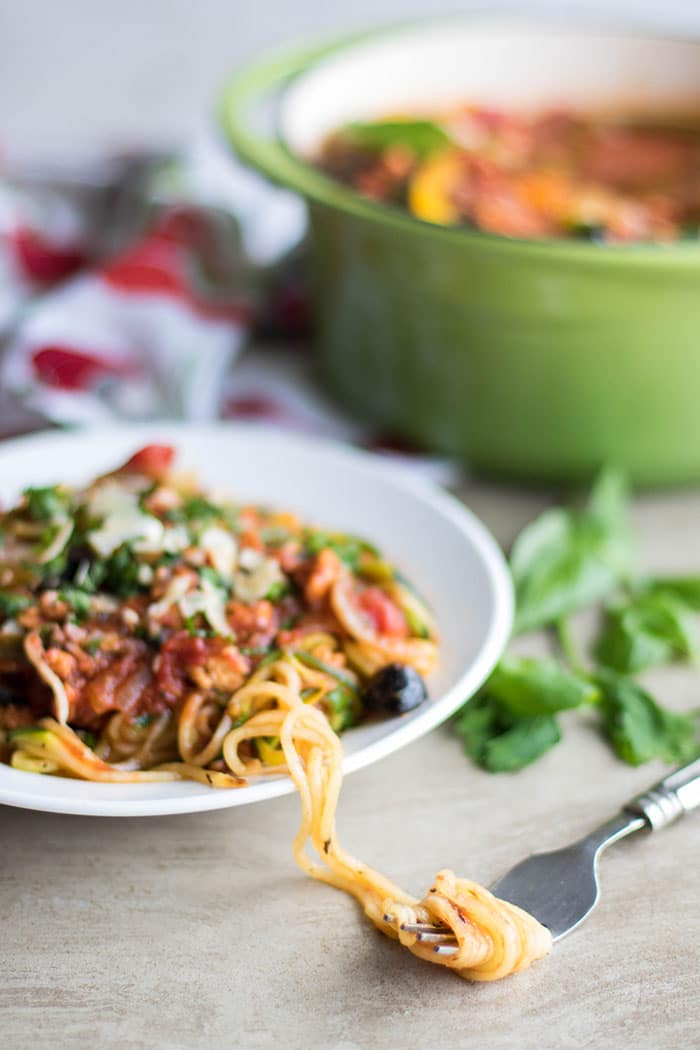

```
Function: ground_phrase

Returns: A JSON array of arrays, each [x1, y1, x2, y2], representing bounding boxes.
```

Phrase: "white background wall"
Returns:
[[2, 0, 700, 148]]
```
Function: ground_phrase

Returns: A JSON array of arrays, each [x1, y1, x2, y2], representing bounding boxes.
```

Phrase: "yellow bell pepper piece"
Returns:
[[256, 737, 287, 767], [408, 150, 462, 225]]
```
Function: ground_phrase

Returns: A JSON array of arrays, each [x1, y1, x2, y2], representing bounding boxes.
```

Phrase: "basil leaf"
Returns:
[[596, 670, 699, 766], [511, 467, 630, 634], [487, 656, 599, 716], [638, 575, 700, 610], [58, 588, 93, 621], [341, 119, 451, 159], [265, 579, 292, 602], [167, 496, 222, 524], [586, 465, 628, 535], [200, 565, 229, 592], [23, 485, 69, 522], [0, 592, 30, 619], [456, 695, 561, 773], [101, 545, 142, 597], [596, 591, 697, 673], [484, 716, 562, 773]]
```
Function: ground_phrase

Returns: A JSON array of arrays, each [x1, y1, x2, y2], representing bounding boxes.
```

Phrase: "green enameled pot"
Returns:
[[221, 17, 700, 485]]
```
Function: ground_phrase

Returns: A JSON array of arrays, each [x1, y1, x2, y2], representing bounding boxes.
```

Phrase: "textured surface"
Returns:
[[3, 481, 700, 1049], [3, 2, 700, 1044]]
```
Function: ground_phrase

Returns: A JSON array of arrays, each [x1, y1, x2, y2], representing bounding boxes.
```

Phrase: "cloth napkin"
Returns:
[[0, 134, 459, 486]]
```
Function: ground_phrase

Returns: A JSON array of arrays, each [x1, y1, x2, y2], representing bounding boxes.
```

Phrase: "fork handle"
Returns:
[[623, 756, 700, 830]]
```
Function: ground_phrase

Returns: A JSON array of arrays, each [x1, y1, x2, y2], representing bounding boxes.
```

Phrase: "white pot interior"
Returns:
[[281, 17, 700, 157]]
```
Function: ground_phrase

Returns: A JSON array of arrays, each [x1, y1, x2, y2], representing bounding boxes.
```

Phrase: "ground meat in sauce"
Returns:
[[0, 445, 432, 749]]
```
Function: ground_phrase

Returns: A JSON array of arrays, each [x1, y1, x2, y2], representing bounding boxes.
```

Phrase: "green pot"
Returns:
[[221, 18, 700, 485]]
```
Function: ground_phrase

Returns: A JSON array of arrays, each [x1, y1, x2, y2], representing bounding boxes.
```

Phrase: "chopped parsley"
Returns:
[[0, 592, 30, 619], [58, 588, 93, 621], [167, 496, 234, 526], [24, 485, 70, 522], [133, 713, 154, 729], [260, 525, 292, 547], [304, 530, 378, 572], [265, 579, 292, 602], [200, 565, 230, 593], [101, 545, 143, 597]]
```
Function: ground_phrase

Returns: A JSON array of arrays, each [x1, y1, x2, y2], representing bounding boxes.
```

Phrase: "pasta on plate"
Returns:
[[0, 444, 550, 980]]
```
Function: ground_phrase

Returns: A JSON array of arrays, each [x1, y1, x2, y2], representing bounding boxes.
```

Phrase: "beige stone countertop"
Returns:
[[2, 482, 699, 1050]]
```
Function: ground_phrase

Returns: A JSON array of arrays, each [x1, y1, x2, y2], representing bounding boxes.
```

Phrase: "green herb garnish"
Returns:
[[595, 590, 697, 673], [265, 579, 292, 602], [485, 656, 599, 717], [596, 670, 699, 766], [455, 466, 700, 775], [304, 530, 378, 573], [166, 496, 223, 524], [341, 119, 451, 159], [58, 588, 93, 622], [456, 695, 561, 773], [24, 485, 70, 522], [0, 593, 30, 619], [511, 467, 629, 635]]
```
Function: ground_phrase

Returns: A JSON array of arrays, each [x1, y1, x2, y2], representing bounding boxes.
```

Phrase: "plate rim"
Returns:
[[0, 423, 513, 817]]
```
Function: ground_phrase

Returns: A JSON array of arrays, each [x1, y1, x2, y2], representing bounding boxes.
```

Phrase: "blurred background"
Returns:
[[3, 0, 700, 484], [2, 0, 700, 147]]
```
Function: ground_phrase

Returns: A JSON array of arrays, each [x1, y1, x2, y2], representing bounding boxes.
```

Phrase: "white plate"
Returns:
[[0, 423, 512, 816]]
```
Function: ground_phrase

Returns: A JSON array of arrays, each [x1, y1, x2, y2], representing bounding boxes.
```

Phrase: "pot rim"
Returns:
[[221, 12, 700, 268]]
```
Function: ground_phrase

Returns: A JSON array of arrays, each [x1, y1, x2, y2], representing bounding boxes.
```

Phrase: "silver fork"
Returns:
[[393, 756, 700, 954]]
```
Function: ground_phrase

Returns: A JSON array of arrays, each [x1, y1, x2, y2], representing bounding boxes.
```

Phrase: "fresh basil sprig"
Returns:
[[511, 467, 630, 635], [455, 468, 700, 774], [455, 657, 597, 771]]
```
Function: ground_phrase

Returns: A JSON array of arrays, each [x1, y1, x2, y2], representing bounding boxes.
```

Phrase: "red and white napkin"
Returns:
[[0, 134, 460, 486]]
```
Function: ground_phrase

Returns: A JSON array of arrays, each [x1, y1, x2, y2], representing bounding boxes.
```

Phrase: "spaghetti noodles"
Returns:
[[0, 445, 551, 981], [0, 443, 437, 780]]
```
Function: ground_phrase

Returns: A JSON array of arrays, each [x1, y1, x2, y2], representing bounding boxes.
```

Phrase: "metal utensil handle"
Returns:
[[624, 755, 700, 830]]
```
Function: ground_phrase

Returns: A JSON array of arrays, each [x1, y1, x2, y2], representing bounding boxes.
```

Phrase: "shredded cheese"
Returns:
[[233, 551, 284, 604], [179, 578, 231, 637], [147, 573, 231, 638], [87, 482, 189, 558], [36, 518, 74, 565], [200, 526, 238, 580]]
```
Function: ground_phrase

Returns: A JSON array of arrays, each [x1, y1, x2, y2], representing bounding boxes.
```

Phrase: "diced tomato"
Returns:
[[155, 631, 225, 702], [119, 444, 175, 478], [357, 587, 408, 638]]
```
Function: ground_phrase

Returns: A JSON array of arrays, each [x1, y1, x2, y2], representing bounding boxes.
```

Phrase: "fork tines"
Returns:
[[399, 922, 458, 944], [383, 915, 459, 954]]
